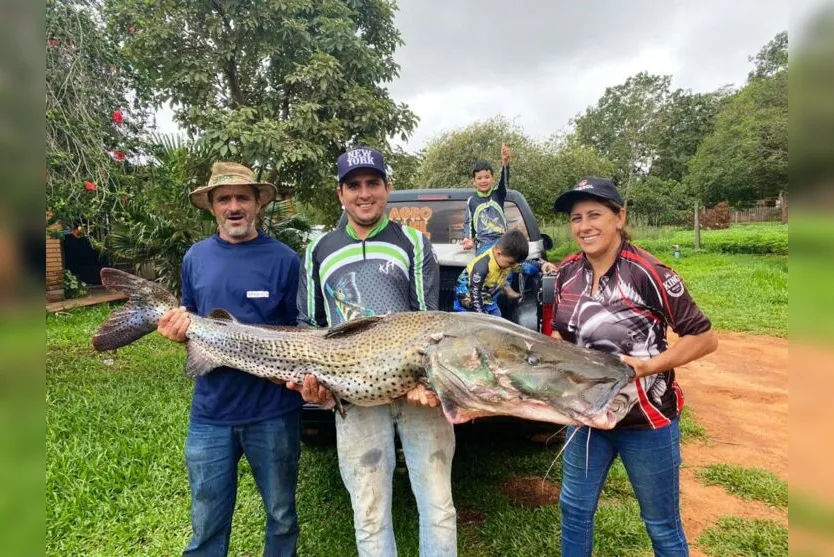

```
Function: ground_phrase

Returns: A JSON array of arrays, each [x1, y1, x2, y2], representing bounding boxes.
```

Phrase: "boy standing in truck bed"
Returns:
[[461, 144, 512, 254]]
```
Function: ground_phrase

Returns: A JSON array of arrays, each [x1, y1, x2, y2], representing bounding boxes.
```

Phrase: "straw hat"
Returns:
[[189, 162, 278, 211]]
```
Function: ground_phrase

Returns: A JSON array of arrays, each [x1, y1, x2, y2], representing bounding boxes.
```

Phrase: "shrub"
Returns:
[[700, 201, 730, 229], [63, 270, 88, 299]]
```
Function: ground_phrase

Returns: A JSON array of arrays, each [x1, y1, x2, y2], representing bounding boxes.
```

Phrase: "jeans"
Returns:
[[183, 413, 301, 557], [560, 419, 687, 557], [335, 399, 457, 557], [452, 298, 501, 316]]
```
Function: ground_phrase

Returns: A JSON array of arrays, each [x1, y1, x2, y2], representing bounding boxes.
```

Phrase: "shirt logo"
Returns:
[[663, 273, 685, 298], [246, 290, 269, 299], [378, 260, 397, 275], [346, 149, 375, 167]]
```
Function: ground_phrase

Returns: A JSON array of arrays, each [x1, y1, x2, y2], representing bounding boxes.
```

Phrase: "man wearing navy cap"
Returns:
[[292, 147, 458, 556]]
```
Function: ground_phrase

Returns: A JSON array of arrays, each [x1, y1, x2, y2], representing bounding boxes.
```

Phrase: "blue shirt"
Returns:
[[181, 231, 303, 425]]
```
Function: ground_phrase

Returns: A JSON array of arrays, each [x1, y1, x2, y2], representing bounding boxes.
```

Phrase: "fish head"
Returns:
[[422, 315, 636, 429]]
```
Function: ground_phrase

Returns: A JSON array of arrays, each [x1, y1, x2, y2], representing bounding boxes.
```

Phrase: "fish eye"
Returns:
[[525, 353, 540, 366]]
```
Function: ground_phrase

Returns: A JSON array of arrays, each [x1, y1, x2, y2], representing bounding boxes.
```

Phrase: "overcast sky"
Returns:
[[156, 0, 815, 152]]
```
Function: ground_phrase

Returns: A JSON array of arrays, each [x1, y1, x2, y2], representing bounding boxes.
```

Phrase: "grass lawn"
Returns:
[[695, 464, 788, 508], [545, 222, 788, 337], [697, 517, 787, 557]]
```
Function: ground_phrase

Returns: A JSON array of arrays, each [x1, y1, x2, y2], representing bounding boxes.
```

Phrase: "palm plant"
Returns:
[[103, 134, 310, 295]]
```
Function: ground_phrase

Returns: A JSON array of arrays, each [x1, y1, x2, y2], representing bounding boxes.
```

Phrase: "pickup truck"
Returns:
[[301, 188, 558, 441]]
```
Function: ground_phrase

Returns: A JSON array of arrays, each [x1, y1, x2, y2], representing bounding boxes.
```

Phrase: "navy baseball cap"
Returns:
[[552, 177, 624, 213], [337, 147, 387, 184]]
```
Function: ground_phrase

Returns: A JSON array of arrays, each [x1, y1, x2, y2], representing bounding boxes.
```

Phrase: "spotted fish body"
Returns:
[[93, 268, 637, 429]]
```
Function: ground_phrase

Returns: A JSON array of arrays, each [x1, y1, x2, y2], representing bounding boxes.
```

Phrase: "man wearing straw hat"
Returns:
[[157, 162, 303, 557]]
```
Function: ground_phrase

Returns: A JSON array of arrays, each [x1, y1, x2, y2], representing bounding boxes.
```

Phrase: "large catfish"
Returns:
[[92, 268, 636, 429]]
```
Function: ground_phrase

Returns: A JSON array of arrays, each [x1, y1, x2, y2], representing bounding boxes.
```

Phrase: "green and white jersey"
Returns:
[[297, 217, 439, 327]]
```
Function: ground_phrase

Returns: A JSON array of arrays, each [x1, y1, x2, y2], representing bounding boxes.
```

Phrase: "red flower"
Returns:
[[84, 180, 97, 192], [112, 150, 126, 161], [72, 227, 83, 238], [128, 24, 136, 34], [112, 110, 123, 125], [48, 38, 59, 47]]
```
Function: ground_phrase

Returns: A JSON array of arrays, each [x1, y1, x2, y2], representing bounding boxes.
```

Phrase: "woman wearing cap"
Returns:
[[550, 177, 717, 557]]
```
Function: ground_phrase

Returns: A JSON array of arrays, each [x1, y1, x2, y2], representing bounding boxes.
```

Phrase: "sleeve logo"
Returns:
[[662, 273, 685, 298]]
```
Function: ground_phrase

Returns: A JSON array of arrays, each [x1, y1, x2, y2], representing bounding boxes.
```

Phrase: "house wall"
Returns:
[[46, 237, 64, 301]]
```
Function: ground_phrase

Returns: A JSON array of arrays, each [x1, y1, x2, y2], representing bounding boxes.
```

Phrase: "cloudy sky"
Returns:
[[156, 1, 815, 152], [385, 0, 806, 150]]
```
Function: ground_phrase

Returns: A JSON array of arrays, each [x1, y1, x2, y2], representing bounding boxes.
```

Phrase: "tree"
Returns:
[[414, 117, 614, 219], [679, 31, 789, 239], [573, 72, 671, 203], [106, 0, 417, 220], [46, 0, 148, 235], [749, 30, 788, 80], [102, 135, 310, 293], [416, 117, 530, 190], [687, 47, 788, 206], [650, 88, 730, 183]]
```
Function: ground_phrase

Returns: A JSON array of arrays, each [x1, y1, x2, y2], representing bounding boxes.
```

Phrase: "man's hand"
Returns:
[[461, 238, 474, 250], [286, 375, 336, 410], [157, 307, 190, 342], [405, 384, 440, 408], [501, 143, 512, 165], [541, 262, 557, 275]]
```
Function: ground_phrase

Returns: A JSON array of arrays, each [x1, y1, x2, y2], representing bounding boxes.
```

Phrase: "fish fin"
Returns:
[[184, 342, 218, 379], [333, 397, 347, 419], [207, 308, 237, 322], [92, 268, 178, 351], [324, 315, 385, 338]]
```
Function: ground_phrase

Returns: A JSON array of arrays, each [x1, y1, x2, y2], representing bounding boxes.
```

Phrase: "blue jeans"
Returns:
[[183, 413, 301, 557], [335, 399, 457, 557], [560, 419, 687, 557], [452, 298, 501, 316]]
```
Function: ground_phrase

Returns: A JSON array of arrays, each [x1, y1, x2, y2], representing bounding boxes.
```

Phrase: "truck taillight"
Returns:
[[541, 303, 553, 336], [539, 275, 556, 336]]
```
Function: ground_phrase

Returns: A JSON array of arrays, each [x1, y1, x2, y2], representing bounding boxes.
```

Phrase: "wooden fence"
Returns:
[[730, 206, 783, 223]]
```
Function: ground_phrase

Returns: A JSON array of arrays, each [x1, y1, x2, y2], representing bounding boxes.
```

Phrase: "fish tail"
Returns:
[[92, 268, 179, 351]]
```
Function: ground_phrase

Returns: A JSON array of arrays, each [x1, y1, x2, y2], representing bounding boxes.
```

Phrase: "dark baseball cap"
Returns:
[[552, 177, 624, 213], [337, 147, 387, 184]]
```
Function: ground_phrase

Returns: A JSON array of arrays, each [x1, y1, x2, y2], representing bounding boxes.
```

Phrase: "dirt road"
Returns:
[[676, 331, 788, 555]]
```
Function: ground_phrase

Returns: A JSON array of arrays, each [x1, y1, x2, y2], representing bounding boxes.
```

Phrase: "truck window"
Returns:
[[386, 200, 529, 243]]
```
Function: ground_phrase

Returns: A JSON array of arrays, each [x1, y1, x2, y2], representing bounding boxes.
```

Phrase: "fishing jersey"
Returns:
[[463, 165, 510, 250], [550, 242, 711, 430], [455, 247, 543, 313], [298, 217, 439, 328]]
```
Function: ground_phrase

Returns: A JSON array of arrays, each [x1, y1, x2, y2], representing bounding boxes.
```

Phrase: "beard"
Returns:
[[218, 215, 256, 238]]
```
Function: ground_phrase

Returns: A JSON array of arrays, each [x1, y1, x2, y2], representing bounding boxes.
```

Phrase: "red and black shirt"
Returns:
[[551, 241, 711, 429]]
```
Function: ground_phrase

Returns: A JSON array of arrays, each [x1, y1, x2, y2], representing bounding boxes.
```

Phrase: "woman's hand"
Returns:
[[620, 355, 654, 378], [620, 329, 718, 379]]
